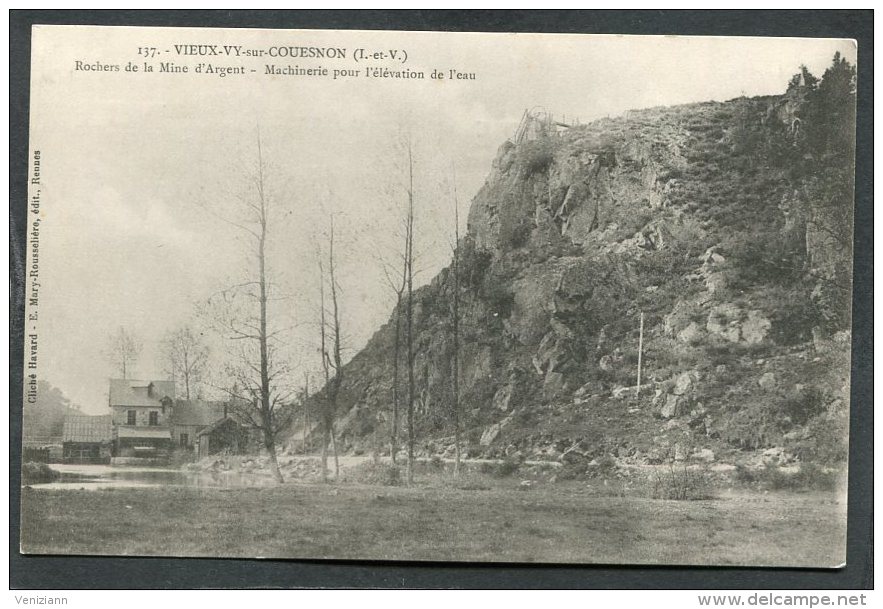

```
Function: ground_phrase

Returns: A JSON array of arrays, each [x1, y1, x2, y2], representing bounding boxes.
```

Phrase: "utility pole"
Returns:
[[636, 311, 644, 397]]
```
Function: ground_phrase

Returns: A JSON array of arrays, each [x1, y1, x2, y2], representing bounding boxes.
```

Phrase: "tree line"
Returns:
[[105, 132, 466, 485]]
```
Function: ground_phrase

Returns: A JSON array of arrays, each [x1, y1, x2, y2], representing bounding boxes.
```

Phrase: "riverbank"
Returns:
[[20, 479, 845, 566]]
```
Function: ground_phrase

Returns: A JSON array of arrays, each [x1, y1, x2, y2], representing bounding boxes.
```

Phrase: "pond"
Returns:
[[26, 463, 280, 490]]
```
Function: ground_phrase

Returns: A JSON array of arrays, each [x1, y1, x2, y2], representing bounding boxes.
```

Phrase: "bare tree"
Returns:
[[159, 325, 208, 400], [317, 214, 344, 483], [450, 177, 462, 476], [404, 138, 417, 485], [301, 372, 310, 453], [375, 226, 408, 464], [200, 136, 293, 484], [105, 326, 142, 379]]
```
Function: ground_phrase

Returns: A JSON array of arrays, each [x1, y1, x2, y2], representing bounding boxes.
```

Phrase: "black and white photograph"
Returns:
[[17, 24, 858, 569]]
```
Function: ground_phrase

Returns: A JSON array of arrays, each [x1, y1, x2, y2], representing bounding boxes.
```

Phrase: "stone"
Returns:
[[612, 385, 633, 399], [543, 371, 567, 399], [664, 300, 700, 337], [573, 382, 592, 399], [693, 448, 715, 462], [704, 272, 728, 295], [534, 331, 569, 375], [492, 384, 513, 411], [480, 414, 513, 447], [742, 310, 771, 344], [677, 321, 703, 344], [599, 354, 614, 371], [707, 303, 742, 342], [673, 371, 697, 395], [758, 372, 777, 390], [660, 394, 681, 418]]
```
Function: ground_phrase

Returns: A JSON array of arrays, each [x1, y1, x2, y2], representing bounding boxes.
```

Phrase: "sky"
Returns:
[[25, 26, 856, 414]]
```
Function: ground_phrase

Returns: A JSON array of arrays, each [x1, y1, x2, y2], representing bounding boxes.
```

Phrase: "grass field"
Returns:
[[19, 480, 846, 567]]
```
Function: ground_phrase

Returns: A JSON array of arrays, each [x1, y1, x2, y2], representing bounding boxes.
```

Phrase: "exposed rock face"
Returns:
[[660, 394, 682, 419], [480, 413, 514, 446], [706, 304, 771, 345], [299, 95, 851, 467]]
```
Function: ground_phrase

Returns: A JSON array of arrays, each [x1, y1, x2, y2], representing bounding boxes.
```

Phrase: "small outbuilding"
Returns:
[[196, 417, 255, 459], [62, 414, 113, 464]]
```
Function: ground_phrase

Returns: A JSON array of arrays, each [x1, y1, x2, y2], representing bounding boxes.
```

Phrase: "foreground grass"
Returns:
[[20, 482, 845, 566]]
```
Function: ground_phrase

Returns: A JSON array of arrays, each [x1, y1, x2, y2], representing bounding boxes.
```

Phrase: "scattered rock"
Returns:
[[480, 414, 514, 446], [693, 448, 715, 462], [758, 372, 777, 390], [706, 304, 770, 344], [677, 322, 703, 344], [660, 394, 682, 418], [543, 371, 567, 399], [492, 384, 513, 411], [742, 310, 771, 344], [673, 371, 698, 395]]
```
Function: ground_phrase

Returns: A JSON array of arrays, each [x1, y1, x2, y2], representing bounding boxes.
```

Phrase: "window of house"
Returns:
[[149, 411, 159, 426], [180, 433, 189, 447], [127, 410, 136, 425]]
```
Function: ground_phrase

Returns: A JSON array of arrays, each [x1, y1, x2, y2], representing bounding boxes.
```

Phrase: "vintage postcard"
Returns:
[[19, 25, 856, 566]]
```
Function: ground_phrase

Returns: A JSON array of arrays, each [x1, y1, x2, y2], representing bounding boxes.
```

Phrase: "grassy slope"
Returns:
[[20, 484, 845, 566]]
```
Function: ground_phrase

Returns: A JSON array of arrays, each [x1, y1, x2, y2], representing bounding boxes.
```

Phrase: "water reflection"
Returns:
[[28, 464, 280, 490]]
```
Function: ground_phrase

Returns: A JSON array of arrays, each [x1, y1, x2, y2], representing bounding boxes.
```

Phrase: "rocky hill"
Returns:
[[301, 62, 854, 471]]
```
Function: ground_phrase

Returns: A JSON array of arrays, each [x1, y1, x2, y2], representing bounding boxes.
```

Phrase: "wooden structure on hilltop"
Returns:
[[513, 107, 575, 143]]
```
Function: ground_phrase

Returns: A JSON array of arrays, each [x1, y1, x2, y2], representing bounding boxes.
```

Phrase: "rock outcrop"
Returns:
[[302, 94, 852, 469]]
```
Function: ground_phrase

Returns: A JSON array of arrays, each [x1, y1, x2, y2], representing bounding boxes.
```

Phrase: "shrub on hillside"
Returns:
[[718, 401, 787, 450], [720, 228, 802, 289], [786, 411, 849, 466], [752, 462, 840, 492], [348, 462, 402, 486], [480, 456, 522, 478], [516, 138, 555, 177]]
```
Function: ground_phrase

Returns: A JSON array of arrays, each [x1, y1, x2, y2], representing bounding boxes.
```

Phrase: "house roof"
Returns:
[[171, 400, 228, 427], [109, 379, 176, 408], [116, 426, 172, 440], [63, 415, 113, 443], [196, 416, 241, 438]]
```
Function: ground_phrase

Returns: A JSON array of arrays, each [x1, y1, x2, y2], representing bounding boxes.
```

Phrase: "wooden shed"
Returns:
[[196, 417, 254, 459], [62, 414, 113, 464]]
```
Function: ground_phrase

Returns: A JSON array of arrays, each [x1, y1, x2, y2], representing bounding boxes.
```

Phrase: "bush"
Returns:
[[787, 412, 849, 466], [650, 462, 714, 500], [21, 461, 59, 484], [587, 454, 619, 479], [734, 463, 757, 485], [556, 461, 589, 481], [718, 401, 788, 450], [479, 456, 521, 478], [516, 138, 554, 177], [170, 448, 196, 468], [495, 456, 522, 478], [349, 462, 402, 486], [755, 462, 840, 492]]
